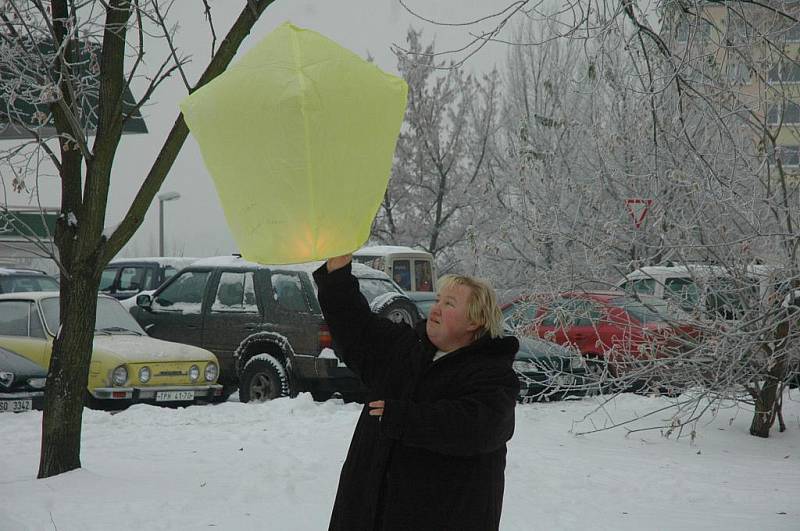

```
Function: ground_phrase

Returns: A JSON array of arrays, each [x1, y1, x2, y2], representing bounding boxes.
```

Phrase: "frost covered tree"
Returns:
[[372, 29, 502, 272], [403, 1, 800, 438], [0, 0, 275, 478]]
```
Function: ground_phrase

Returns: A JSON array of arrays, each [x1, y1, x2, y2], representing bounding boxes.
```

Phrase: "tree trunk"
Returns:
[[35, 0, 275, 479], [749, 319, 789, 438], [749, 370, 783, 438], [38, 268, 100, 477]]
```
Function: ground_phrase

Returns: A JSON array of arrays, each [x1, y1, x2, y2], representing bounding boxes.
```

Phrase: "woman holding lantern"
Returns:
[[314, 254, 519, 531]]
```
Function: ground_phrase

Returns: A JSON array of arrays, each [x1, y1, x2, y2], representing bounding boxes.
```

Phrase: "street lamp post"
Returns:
[[157, 192, 181, 257]]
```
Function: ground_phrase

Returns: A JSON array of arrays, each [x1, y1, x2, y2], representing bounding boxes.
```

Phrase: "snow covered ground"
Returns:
[[1, 392, 799, 531]]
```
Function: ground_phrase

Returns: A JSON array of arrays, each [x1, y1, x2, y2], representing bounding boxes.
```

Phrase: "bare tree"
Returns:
[[372, 29, 501, 272], [400, 2, 800, 438], [0, 0, 276, 478]]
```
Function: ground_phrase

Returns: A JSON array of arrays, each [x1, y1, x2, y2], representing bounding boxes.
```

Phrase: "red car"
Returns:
[[505, 291, 700, 383]]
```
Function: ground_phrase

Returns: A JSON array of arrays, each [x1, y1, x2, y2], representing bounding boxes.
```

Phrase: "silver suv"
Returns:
[[0, 268, 59, 294]]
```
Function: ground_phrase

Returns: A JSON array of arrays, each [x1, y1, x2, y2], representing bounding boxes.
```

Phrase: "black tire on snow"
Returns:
[[239, 355, 290, 403], [378, 299, 419, 326]]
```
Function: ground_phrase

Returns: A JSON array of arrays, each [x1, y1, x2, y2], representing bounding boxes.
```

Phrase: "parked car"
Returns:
[[130, 256, 422, 402], [0, 346, 46, 412], [0, 267, 59, 294], [100, 257, 198, 300], [517, 291, 701, 384], [513, 335, 588, 402], [352, 245, 436, 295], [618, 263, 788, 321], [0, 292, 223, 409], [501, 293, 545, 330]]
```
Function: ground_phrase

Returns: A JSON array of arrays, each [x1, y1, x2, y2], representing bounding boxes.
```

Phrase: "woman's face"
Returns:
[[426, 283, 479, 352]]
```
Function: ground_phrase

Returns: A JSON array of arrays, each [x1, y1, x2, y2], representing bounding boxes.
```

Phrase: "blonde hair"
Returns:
[[437, 274, 504, 339]]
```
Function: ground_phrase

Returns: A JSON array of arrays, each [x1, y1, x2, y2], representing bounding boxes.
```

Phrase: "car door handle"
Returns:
[[573, 333, 587, 340]]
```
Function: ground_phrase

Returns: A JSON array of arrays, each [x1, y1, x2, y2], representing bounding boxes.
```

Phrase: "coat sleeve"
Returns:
[[378, 365, 519, 456], [313, 263, 415, 387]]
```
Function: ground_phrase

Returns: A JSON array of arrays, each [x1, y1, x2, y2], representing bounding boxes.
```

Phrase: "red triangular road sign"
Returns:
[[625, 199, 652, 228]]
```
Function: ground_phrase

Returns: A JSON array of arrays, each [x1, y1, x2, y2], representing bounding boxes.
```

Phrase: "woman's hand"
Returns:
[[368, 400, 384, 419], [326, 254, 353, 273]]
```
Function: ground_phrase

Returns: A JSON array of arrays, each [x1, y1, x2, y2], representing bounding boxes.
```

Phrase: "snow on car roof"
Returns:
[[186, 256, 392, 280], [624, 263, 781, 279], [0, 291, 117, 301], [0, 268, 49, 275], [108, 257, 199, 268], [353, 245, 431, 256]]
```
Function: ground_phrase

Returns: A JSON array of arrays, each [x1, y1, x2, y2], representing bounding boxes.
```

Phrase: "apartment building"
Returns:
[[665, 2, 800, 172]]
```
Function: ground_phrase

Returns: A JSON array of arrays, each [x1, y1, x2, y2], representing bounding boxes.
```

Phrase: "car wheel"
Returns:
[[311, 391, 333, 402], [239, 355, 290, 403], [378, 299, 418, 326]]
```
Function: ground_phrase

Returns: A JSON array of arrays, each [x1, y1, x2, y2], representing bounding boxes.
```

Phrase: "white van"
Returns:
[[352, 246, 435, 295], [618, 263, 787, 320]]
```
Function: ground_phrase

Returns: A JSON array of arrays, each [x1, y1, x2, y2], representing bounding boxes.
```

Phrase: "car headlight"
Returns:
[[112, 365, 128, 386], [204, 362, 218, 382], [189, 365, 200, 382], [0, 371, 14, 387], [27, 377, 46, 389], [139, 366, 151, 383]]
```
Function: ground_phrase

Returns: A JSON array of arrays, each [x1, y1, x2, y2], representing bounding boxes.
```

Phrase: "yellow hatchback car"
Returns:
[[0, 292, 223, 408]]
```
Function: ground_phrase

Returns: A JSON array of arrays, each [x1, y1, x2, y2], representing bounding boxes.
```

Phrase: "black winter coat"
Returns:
[[314, 263, 520, 531]]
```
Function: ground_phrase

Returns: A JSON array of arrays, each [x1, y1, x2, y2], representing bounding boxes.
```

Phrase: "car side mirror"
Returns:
[[136, 293, 152, 310]]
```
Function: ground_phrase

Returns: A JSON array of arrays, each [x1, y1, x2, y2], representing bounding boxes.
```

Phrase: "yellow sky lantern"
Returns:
[[180, 22, 408, 264]]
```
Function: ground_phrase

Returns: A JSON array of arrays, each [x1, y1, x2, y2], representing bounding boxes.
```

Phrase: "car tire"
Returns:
[[239, 355, 290, 403], [311, 390, 333, 402], [378, 299, 418, 326]]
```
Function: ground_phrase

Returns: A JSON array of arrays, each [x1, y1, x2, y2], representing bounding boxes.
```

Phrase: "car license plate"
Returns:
[[155, 391, 194, 402], [0, 399, 33, 413]]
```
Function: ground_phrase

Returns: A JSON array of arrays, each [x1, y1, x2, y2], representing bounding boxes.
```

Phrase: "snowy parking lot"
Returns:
[[1, 392, 799, 531]]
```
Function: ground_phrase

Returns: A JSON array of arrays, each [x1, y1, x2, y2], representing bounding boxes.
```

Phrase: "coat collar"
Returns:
[[415, 319, 519, 361]]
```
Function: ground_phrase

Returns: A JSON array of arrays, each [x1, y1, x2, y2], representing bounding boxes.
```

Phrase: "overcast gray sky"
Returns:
[[3, 0, 519, 258]]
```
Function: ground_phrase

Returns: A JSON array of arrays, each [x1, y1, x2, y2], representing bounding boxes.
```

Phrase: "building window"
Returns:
[[768, 62, 800, 83], [675, 18, 712, 43], [771, 145, 800, 166], [725, 62, 751, 84], [783, 23, 800, 42], [767, 101, 800, 125], [724, 19, 754, 46]]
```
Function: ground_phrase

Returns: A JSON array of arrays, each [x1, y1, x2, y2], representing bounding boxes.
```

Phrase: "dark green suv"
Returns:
[[130, 256, 420, 402]]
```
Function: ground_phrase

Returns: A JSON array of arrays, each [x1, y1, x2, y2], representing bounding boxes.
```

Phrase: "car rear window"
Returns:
[[621, 278, 656, 295], [358, 278, 402, 304], [609, 297, 667, 324], [0, 275, 59, 294]]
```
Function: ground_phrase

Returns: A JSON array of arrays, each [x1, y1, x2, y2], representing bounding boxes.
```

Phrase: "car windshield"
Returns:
[[41, 297, 146, 335], [357, 277, 401, 304], [0, 275, 58, 294], [609, 297, 669, 324]]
